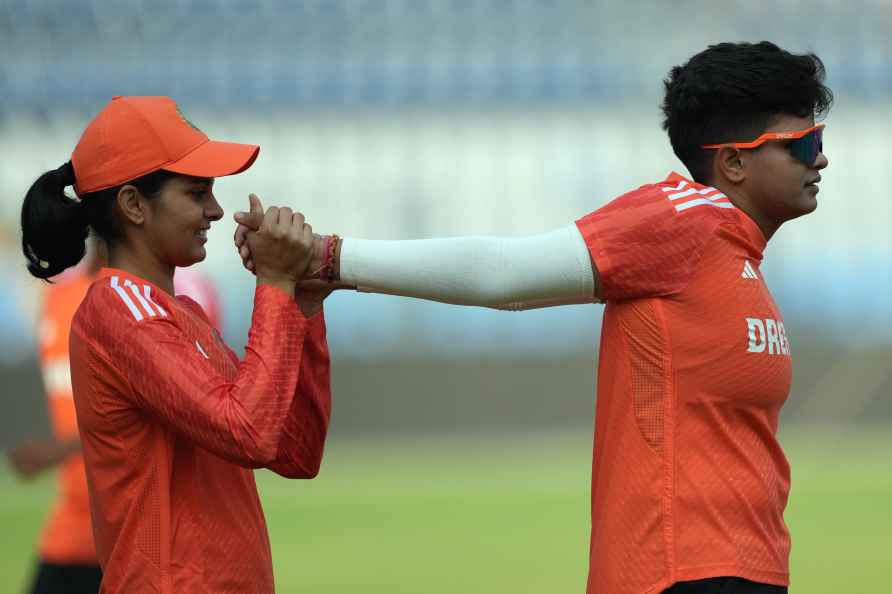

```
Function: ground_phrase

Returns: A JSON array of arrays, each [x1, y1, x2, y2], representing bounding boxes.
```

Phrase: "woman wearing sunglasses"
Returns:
[[238, 42, 829, 594], [21, 96, 332, 594]]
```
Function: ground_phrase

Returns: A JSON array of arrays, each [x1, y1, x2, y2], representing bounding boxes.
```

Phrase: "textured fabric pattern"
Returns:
[[37, 272, 97, 564], [576, 173, 793, 594], [70, 268, 332, 594], [624, 300, 667, 453]]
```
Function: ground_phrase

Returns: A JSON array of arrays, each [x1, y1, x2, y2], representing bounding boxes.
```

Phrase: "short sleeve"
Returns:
[[575, 183, 719, 301]]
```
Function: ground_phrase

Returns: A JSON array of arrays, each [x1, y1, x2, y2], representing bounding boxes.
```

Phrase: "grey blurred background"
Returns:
[[1, 0, 890, 439]]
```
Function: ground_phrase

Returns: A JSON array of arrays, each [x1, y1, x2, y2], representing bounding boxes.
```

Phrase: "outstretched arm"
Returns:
[[335, 226, 600, 309], [234, 202, 601, 310]]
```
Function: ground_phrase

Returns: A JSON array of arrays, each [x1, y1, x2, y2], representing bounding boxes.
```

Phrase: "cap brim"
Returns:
[[163, 140, 259, 179]]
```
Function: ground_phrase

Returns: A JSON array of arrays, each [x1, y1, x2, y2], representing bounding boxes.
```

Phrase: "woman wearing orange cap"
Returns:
[[19, 96, 332, 594]]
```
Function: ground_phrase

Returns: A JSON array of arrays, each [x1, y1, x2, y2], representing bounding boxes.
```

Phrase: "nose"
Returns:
[[206, 193, 224, 222], [813, 150, 828, 170]]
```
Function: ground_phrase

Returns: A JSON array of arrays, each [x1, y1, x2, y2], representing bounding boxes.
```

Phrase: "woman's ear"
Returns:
[[116, 185, 147, 226]]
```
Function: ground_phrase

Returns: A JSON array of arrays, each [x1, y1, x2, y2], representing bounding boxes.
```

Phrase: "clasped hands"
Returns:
[[232, 194, 346, 309]]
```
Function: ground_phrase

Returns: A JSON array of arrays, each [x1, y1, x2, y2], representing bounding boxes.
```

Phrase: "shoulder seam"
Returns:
[[107, 276, 170, 322], [660, 180, 735, 214]]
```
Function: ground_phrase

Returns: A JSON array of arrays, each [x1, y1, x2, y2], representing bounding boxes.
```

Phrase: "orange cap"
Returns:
[[71, 96, 259, 195]]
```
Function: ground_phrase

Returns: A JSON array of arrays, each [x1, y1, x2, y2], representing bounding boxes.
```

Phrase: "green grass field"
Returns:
[[2, 427, 889, 593]]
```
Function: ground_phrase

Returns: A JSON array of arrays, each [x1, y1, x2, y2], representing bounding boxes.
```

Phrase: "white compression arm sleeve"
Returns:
[[338, 224, 599, 310]]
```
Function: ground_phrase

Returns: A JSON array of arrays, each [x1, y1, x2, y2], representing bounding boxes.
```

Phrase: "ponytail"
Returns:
[[21, 161, 89, 280], [21, 165, 179, 280]]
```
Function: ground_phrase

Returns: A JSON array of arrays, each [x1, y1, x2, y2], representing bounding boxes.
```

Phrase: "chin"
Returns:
[[190, 248, 207, 264], [176, 249, 206, 267], [800, 192, 819, 214], [785, 197, 818, 222]]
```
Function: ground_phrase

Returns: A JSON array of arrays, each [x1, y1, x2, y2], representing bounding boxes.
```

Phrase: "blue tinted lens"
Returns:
[[790, 128, 822, 166]]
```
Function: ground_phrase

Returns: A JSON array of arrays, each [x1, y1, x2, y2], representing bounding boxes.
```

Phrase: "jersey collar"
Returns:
[[664, 172, 767, 251], [97, 267, 176, 295]]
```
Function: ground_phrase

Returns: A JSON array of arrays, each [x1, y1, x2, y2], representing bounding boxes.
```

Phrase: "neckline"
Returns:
[[664, 171, 768, 251]]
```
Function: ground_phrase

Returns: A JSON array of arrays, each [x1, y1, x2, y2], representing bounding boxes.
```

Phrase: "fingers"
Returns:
[[250, 193, 264, 215], [234, 223, 249, 248], [261, 205, 281, 233], [233, 193, 265, 231], [299, 220, 315, 254], [234, 222, 256, 274], [232, 193, 267, 275], [289, 212, 312, 244], [240, 201, 313, 280], [277, 206, 295, 236], [239, 243, 255, 273]]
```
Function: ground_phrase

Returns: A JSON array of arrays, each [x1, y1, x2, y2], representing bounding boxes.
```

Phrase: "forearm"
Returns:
[[335, 225, 598, 308], [120, 285, 309, 466], [6, 437, 82, 479], [266, 312, 331, 478]]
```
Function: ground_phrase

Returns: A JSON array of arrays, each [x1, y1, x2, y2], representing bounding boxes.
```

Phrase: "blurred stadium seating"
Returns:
[[1, 0, 889, 433], [2, 0, 892, 110]]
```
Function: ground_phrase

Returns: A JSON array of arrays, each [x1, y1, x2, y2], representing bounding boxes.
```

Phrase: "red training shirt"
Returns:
[[576, 173, 792, 594], [70, 268, 331, 594]]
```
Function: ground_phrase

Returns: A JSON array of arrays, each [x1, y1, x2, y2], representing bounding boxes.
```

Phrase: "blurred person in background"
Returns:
[[237, 42, 831, 594], [7, 238, 224, 594], [7, 238, 105, 594], [174, 266, 224, 332], [19, 96, 332, 594]]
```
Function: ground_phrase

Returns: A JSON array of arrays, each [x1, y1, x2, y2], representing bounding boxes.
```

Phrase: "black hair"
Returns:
[[21, 164, 177, 280], [662, 41, 834, 184]]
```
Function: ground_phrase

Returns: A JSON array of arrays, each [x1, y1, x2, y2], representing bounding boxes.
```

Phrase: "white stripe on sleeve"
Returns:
[[124, 279, 157, 317], [143, 285, 168, 317], [110, 276, 144, 321]]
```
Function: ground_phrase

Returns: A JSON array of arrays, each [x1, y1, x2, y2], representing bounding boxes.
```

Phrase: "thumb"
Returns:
[[233, 193, 265, 230], [249, 193, 264, 215]]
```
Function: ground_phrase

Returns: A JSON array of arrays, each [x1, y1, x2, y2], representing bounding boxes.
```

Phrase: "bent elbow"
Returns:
[[246, 446, 279, 468], [303, 450, 325, 478], [276, 452, 324, 479], [298, 461, 323, 479], [241, 434, 282, 467], [294, 435, 328, 478]]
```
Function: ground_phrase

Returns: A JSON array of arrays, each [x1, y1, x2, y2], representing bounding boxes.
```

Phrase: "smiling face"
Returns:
[[739, 113, 829, 231], [142, 175, 223, 267]]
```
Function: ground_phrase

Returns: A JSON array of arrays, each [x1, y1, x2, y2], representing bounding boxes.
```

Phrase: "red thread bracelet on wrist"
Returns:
[[324, 234, 339, 282], [309, 234, 338, 281], [309, 235, 331, 280]]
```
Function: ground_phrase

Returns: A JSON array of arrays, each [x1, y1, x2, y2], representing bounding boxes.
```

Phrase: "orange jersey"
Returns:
[[576, 173, 792, 594], [37, 271, 97, 564], [70, 268, 331, 594]]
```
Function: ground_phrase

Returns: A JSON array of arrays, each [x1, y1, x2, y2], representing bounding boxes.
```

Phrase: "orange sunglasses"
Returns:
[[702, 124, 825, 167]]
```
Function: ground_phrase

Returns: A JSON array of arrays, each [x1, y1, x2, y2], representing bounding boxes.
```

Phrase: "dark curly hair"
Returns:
[[662, 41, 834, 184]]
